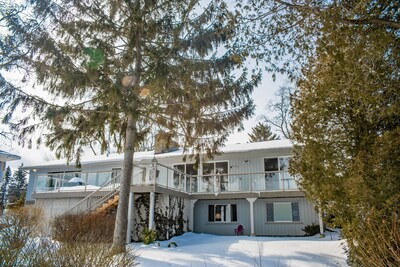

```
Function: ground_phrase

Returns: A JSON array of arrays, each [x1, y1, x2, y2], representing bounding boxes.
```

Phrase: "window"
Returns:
[[264, 157, 295, 190], [173, 163, 197, 191], [208, 204, 237, 222], [264, 158, 280, 189], [264, 158, 279, 172], [202, 161, 228, 192], [266, 202, 300, 222]]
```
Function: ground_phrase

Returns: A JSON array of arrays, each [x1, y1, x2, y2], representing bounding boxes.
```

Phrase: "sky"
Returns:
[[0, 1, 288, 170], [1, 72, 287, 170]]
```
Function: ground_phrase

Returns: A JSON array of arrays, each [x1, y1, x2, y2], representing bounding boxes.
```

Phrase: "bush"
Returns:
[[167, 241, 178, 248], [53, 242, 137, 267], [52, 212, 116, 243], [0, 207, 137, 266], [346, 208, 400, 266], [142, 228, 156, 245], [302, 223, 320, 236], [0, 207, 50, 266]]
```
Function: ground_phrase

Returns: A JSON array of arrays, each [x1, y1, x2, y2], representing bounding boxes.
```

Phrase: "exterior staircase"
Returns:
[[65, 165, 145, 215], [95, 194, 119, 214]]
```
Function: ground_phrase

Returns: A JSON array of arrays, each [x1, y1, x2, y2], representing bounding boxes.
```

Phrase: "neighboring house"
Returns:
[[0, 150, 21, 183], [24, 140, 323, 241]]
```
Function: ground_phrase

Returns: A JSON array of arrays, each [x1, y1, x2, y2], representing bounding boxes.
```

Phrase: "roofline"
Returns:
[[23, 140, 293, 170], [0, 151, 21, 162]]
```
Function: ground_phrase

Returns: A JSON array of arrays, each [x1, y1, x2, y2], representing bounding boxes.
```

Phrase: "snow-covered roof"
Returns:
[[0, 150, 21, 162], [24, 139, 293, 169]]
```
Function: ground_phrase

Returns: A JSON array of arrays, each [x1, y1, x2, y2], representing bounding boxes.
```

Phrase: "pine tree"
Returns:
[[7, 166, 27, 207], [1, 1, 260, 250], [248, 122, 279, 142], [0, 166, 11, 214]]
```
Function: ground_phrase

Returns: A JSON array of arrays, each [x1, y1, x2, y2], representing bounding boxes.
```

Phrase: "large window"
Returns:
[[266, 202, 300, 222], [173, 163, 197, 192], [202, 161, 228, 192], [264, 157, 294, 190], [208, 204, 237, 222]]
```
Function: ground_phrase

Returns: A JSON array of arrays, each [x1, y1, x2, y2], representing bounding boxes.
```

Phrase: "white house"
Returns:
[[24, 140, 322, 242]]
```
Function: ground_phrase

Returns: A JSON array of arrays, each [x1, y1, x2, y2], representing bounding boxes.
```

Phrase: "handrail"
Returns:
[[152, 164, 299, 193], [64, 166, 146, 214], [65, 172, 122, 214]]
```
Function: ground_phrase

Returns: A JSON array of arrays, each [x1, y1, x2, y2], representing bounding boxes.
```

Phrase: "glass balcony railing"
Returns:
[[34, 163, 299, 194], [34, 170, 121, 193], [153, 163, 299, 193]]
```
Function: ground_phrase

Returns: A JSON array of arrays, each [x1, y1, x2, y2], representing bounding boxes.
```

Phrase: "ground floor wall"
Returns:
[[193, 197, 319, 236], [33, 197, 86, 225], [30, 194, 318, 238], [193, 199, 251, 236]]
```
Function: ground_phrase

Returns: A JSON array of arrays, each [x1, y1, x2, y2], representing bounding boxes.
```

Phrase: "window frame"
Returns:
[[208, 203, 237, 223], [202, 161, 229, 192], [266, 201, 301, 223], [263, 156, 292, 172], [172, 163, 197, 191]]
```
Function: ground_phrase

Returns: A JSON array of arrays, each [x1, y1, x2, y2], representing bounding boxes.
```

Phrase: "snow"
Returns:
[[24, 140, 293, 169], [58, 185, 100, 191], [0, 150, 21, 161], [131, 231, 348, 267]]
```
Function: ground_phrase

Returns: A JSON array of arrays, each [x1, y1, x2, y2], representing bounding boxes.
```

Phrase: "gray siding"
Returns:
[[35, 197, 87, 226], [194, 197, 319, 236], [194, 199, 250, 236], [254, 197, 319, 236]]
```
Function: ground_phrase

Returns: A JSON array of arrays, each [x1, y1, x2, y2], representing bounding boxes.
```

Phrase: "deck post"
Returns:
[[189, 199, 198, 231], [246, 198, 257, 236], [151, 158, 158, 184], [126, 192, 135, 244], [149, 191, 155, 230], [318, 207, 325, 237]]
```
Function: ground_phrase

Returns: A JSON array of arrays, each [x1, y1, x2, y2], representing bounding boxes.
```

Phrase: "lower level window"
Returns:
[[266, 202, 300, 222], [208, 204, 237, 222]]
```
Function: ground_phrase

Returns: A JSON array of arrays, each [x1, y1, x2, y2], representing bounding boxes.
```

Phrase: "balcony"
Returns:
[[154, 163, 299, 194], [34, 170, 122, 193], [33, 163, 299, 194]]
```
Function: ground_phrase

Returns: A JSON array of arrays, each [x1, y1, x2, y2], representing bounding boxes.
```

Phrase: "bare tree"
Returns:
[[260, 85, 293, 139]]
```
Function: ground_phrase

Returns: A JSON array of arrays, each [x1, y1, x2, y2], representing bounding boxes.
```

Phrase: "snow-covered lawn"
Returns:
[[131, 231, 348, 267]]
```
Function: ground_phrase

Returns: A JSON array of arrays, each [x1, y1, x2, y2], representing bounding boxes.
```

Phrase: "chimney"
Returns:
[[154, 132, 179, 154]]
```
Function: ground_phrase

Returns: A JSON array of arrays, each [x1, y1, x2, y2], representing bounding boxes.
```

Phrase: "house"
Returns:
[[24, 139, 323, 241], [0, 150, 21, 183]]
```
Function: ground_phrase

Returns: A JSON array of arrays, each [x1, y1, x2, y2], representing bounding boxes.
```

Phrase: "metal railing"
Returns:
[[64, 167, 146, 214], [153, 163, 299, 194], [65, 172, 122, 214], [34, 170, 120, 193], [34, 162, 299, 200]]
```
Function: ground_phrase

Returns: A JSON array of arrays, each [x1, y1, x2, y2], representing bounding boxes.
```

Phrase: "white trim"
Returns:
[[246, 198, 257, 236], [208, 203, 237, 223]]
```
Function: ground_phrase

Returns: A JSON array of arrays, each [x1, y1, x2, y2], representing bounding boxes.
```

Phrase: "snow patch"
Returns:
[[130, 231, 348, 267]]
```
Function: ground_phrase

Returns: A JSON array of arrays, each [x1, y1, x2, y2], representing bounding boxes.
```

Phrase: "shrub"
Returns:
[[52, 212, 116, 243], [302, 223, 320, 236], [346, 208, 400, 266], [0, 207, 51, 266], [53, 242, 137, 267], [142, 228, 156, 245], [167, 241, 178, 248], [0, 207, 137, 266]]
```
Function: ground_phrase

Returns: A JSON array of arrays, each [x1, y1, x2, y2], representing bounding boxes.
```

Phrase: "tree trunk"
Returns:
[[112, 114, 136, 252], [112, 9, 142, 251]]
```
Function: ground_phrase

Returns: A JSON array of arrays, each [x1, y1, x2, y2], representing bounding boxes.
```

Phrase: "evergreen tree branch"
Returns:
[[275, 0, 400, 29]]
